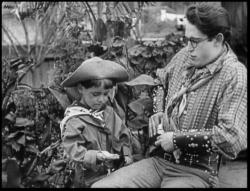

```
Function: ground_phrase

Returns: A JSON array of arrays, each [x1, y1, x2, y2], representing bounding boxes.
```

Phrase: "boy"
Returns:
[[60, 57, 133, 187]]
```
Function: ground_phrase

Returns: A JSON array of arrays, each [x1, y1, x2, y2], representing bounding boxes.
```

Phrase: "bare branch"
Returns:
[[20, 19, 30, 56], [34, 13, 39, 61], [2, 25, 20, 57], [84, 2, 96, 23]]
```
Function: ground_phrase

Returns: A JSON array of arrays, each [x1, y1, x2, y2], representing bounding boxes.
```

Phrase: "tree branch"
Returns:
[[84, 2, 96, 23], [20, 19, 30, 56], [2, 25, 20, 57]]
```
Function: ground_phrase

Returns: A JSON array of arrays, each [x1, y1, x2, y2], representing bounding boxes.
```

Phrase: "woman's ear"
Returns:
[[215, 33, 224, 45]]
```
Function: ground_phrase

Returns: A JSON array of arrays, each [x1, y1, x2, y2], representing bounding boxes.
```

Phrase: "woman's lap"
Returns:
[[91, 158, 162, 188]]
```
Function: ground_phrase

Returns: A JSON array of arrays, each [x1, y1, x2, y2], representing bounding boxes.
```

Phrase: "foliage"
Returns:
[[128, 33, 186, 76], [2, 1, 186, 187], [2, 87, 65, 188]]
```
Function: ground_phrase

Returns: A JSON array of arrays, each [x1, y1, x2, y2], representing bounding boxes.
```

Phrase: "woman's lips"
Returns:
[[190, 55, 196, 60]]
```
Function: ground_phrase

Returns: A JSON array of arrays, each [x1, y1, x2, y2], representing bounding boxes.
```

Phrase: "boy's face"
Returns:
[[78, 84, 111, 111], [185, 20, 221, 68]]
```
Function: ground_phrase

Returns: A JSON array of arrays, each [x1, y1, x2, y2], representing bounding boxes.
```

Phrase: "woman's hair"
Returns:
[[80, 79, 115, 89], [185, 2, 231, 43]]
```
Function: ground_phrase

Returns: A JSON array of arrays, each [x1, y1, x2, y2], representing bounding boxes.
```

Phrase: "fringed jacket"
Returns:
[[60, 101, 132, 182]]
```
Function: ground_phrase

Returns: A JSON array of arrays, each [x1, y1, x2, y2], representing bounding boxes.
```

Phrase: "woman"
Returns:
[[59, 57, 133, 187]]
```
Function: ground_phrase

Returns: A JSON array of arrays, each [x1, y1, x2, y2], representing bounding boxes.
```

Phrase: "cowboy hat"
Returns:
[[61, 57, 129, 87]]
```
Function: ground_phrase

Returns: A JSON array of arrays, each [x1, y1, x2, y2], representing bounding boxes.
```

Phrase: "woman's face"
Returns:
[[78, 84, 111, 111], [185, 20, 221, 68]]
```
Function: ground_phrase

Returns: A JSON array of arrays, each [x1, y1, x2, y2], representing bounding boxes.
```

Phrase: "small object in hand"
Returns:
[[157, 123, 164, 135], [148, 124, 164, 146]]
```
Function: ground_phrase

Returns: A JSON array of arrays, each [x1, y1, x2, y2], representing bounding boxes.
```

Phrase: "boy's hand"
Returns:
[[96, 151, 120, 161], [124, 156, 133, 166]]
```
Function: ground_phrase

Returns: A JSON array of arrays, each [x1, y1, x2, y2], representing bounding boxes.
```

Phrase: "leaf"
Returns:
[[11, 141, 21, 152], [128, 96, 153, 115], [128, 45, 146, 57], [129, 56, 144, 65], [32, 173, 51, 182], [2, 158, 8, 170], [127, 115, 148, 130], [26, 136, 35, 141], [168, 41, 176, 46], [152, 48, 164, 56], [48, 87, 71, 110], [155, 40, 162, 47], [2, 171, 7, 186], [17, 135, 26, 146], [144, 61, 156, 71], [49, 159, 67, 172], [7, 131, 21, 139], [143, 41, 155, 47], [94, 18, 107, 42], [14, 117, 34, 127], [141, 48, 152, 58], [26, 144, 39, 154], [112, 38, 124, 47], [154, 55, 164, 64], [125, 74, 156, 86], [164, 45, 175, 54], [26, 156, 38, 176]]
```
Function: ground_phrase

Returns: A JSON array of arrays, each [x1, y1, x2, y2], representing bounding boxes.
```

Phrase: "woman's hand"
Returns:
[[149, 112, 167, 137], [155, 132, 174, 152], [96, 151, 120, 161]]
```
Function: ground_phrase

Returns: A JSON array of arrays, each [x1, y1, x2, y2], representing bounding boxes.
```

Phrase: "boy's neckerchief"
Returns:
[[60, 103, 104, 136]]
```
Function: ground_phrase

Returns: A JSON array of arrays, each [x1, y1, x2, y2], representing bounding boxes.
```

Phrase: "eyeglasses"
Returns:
[[184, 37, 209, 49]]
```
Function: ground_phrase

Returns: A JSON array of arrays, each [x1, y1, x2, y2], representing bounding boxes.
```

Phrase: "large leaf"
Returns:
[[125, 74, 157, 86], [143, 41, 155, 47], [128, 45, 147, 57], [17, 135, 26, 146], [127, 115, 149, 130], [94, 18, 107, 42], [49, 159, 67, 172], [141, 47, 152, 58], [152, 47, 164, 56], [32, 173, 51, 182], [48, 87, 71, 110], [26, 144, 39, 154], [11, 141, 21, 152], [7, 131, 21, 139], [129, 56, 145, 65], [14, 117, 34, 127], [128, 96, 153, 115]]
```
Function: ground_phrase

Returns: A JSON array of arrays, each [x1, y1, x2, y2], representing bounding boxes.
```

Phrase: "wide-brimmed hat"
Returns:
[[61, 57, 129, 87]]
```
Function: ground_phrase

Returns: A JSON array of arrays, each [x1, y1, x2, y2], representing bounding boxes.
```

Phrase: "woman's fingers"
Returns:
[[149, 112, 165, 137], [151, 116, 157, 136], [149, 117, 153, 137]]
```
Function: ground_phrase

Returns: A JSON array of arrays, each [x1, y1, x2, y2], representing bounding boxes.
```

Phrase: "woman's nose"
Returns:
[[187, 42, 195, 53], [98, 95, 107, 104]]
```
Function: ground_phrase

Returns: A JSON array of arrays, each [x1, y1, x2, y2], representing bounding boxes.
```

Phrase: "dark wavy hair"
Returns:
[[80, 79, 115, 89], [185, 2, 231, 43]]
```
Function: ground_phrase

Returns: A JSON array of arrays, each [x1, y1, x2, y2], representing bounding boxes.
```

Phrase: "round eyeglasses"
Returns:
[[184, 37, 209, 49]]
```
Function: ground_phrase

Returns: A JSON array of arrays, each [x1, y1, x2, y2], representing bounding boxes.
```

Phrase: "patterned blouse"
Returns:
[[154, 43, 247, 174]]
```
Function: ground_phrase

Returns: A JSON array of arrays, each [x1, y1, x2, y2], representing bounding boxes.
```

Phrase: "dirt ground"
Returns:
[[218, 160, 247, 188]]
